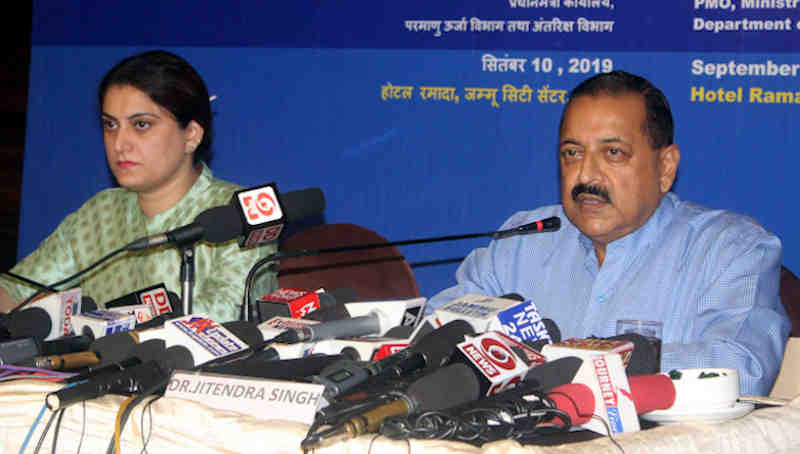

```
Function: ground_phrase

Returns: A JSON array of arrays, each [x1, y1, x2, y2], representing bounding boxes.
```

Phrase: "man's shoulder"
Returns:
[[671, 197, 780, 250]]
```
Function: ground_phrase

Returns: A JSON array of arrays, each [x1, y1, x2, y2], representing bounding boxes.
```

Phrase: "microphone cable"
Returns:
[[9, 245, 128, 314], [106, 371, 171, 454], [377, 382, 572, 445]]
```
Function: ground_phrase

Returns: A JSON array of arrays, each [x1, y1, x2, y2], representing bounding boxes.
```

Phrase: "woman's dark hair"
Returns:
[[560, 70, 674, 150], [98, 50, 213, 165]]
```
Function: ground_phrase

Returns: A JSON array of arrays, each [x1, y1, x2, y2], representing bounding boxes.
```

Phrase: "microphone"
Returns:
[[44, 328, 160, 373], [256, 288, 324, 320], [0, 307, 51, 342], [493, 216, 560, 238], [544, 372, 678, 427], [431, 293, 555, 345], [46, 344, 195, 410], [104, 283, 177, 318], [312, 319, 475, 399], [300, 289, 359, 322], [2, 289, 93, 342], [376, 319, 475, 378], [64, 338, 167, 384], [273, 309, 394, 344], [124, 187, 325, 251], [233, 185, 325, 248], [0, 333, 93, 365], [70, 309, 138, 340], [604, 332, 660, 375], [18, 350, 100, 371], [0, 292, 97, 343], [451, 330, 548, 396]]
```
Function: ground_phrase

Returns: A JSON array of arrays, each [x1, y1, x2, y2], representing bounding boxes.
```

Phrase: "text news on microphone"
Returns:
[[0, 50, 278, 322]]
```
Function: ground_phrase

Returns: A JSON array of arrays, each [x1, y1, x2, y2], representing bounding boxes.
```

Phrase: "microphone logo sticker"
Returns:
[[172, 316, 248, 358], [237, 185, 284, 226], [140, 287, 172, 315], [480, 337, 517, 371]]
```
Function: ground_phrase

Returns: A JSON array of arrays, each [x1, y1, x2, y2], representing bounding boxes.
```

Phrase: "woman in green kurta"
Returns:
[[0, 50, 275, 322]]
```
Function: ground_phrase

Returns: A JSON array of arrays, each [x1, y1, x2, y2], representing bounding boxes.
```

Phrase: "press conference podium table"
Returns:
[[2, 380, 800, 454]]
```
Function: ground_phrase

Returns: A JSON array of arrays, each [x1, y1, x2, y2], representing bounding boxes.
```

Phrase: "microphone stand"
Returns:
[[178, 243, 195, 316], [239, 216, 560, 322]]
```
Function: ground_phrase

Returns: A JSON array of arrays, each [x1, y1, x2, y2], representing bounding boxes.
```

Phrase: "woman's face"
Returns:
[[102, 84, 202, 197]]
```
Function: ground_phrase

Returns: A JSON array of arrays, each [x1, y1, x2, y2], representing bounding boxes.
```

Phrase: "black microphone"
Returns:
[[46, 344, 194, 410], [311, 319, 475, 399], [523, 318, 562, 351], [103, 283, 177, 317], [0, 295, 97, 343], [605, 332, 660, 375], [0, 307, 52, 341], [377, 319, 475, 378], [199, 351, 358, 381], [232, 186, 325, 248], [125, 187, 325, 251], [493, 216, 561, 239], [64, 339, 167, 384]]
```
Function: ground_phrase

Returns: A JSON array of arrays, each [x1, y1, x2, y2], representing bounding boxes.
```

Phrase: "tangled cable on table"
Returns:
[[377, 389, 574, 445]]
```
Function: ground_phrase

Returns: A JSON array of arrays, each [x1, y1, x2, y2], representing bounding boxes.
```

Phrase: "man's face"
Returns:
[[559, 93, 679, 249]]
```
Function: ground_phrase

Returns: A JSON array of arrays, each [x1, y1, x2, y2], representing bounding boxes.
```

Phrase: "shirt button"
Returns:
[[597, 295, 605, 303]]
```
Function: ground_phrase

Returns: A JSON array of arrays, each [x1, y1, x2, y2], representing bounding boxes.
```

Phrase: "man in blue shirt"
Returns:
[[427, 71, 790, 396]]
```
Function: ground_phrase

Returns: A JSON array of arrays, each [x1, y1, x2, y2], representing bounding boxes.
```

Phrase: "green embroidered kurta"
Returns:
[[1, 164, 276, 322]]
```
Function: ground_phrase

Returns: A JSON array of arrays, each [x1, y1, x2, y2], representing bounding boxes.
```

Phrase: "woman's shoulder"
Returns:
[[73, 187, 136, 215], [197, 173, 244, 205]]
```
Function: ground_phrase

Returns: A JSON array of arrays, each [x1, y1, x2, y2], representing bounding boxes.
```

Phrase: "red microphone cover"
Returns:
[[627, 373, 676, 414], [547, 383, 595, 426]]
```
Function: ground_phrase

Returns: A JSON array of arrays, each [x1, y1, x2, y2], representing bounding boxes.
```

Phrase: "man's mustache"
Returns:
[[571, 184, 611, 203]]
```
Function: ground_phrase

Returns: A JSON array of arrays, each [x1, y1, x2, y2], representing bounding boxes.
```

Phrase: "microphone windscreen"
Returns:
[[195, 205, 242, 244], [167, 291, 181, 314], [409, 319, 474, 364], [328, 288, 359, 303], [606, 332, 659, 375], [89, 331, 138, 365], [40, 335, 92, 356], [383, 325, 414, 339], [221, 321, 264, 348], [627, 373, 676, 414], [129, 339, 167, 363], [547, 383, 595, 425], [408, 363, 480, 412], [542, 318, 561, 343], [523, 356, 584, 392], [500, 293, 525, 302], [80, 297, 97, 313], [4, 307, 52, 341], [162, 345, 195, 370], [282, 188, 325, 222]]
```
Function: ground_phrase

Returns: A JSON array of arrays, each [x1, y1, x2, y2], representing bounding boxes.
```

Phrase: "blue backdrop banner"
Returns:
[[22, 1, 800, 299]]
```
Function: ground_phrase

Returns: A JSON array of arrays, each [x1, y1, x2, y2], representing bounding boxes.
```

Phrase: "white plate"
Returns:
[[641, 402, 755, 425]]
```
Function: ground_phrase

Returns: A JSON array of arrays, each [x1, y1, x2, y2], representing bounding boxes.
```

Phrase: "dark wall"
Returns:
[[0, 2, 30, 270]]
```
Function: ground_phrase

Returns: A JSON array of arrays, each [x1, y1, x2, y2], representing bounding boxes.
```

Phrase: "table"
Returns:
[[2, 379, 800, 454]]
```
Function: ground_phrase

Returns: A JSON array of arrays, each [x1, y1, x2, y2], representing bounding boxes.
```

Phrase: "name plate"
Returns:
[[166, 370, 327, 424]]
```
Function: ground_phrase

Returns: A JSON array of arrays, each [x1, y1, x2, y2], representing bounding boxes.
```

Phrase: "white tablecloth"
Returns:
[[2, 379, 800, 454]]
